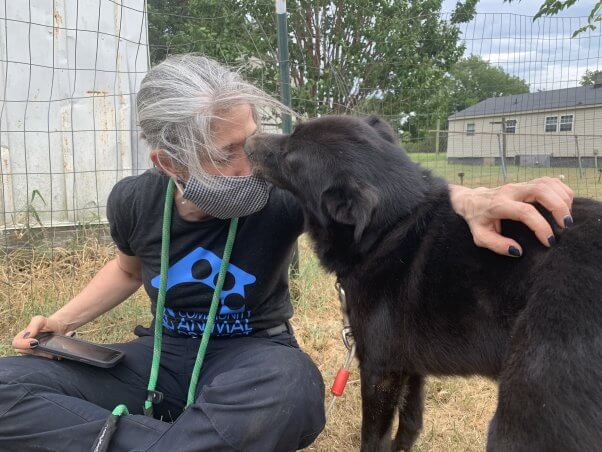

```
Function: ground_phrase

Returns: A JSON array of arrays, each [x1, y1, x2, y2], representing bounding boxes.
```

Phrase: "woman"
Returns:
[[0, 55, 573, 451]]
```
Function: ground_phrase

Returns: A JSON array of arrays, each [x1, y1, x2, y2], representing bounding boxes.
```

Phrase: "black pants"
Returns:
[[0, 330, 325, 452]]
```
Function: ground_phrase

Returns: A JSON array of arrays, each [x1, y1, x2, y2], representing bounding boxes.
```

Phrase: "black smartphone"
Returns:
[[32, 333, 124, 368]]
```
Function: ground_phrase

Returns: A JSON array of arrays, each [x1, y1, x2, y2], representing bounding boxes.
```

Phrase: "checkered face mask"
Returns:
[[181, 174, 272, 219]]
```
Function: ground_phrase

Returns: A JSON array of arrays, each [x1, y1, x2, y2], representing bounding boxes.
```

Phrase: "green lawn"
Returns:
[[408, 152, 602, 200]]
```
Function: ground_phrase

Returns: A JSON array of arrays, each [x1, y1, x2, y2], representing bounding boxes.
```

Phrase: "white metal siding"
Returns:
[[0, 0, 149, 228], [447, 105, 602, 159]]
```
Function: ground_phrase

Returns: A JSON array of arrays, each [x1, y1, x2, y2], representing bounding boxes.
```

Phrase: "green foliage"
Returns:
[[450, 0, 479, 24], [453, 1, 601, 36], [505, 0, 601, 36], [284, 0, 466, 119], [14, 189, 47, 230], [444, 55, 530, 116], [147, 0, 474, 135], [580, 69, 602, 86]]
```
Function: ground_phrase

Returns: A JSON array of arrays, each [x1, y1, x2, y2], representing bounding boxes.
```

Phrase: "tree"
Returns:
[[147, 0, 471, 129], [445, 56, 530, 115], [580, 69, 602, 86]]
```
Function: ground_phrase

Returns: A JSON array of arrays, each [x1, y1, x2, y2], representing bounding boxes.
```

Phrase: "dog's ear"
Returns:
[[364, 115, 399, 145], [321, 182, 378, 242]]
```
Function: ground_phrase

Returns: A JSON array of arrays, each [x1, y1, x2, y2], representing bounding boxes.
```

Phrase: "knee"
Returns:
[[0, 355, 60, 386], [270, 350, 326, 442], [0, 356, 31, 385], [0, 356, 47, 419], [197, 347, 326, 451]]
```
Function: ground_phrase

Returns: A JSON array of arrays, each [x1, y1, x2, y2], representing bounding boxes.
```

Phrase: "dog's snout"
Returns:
[[243, 134, 260, 157], [244, 133, 283, 161]]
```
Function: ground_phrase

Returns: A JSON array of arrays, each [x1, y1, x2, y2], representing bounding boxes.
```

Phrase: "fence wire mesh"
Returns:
[[0, 0, 600, 348]]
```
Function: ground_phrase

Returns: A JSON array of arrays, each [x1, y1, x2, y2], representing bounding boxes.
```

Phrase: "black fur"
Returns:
[[245, 115, 602, 452]]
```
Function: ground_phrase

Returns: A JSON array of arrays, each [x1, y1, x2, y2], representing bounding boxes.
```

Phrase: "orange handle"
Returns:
[[331, 368, 350, 396]]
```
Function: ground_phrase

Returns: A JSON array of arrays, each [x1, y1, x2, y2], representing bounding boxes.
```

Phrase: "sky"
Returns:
[[441, 0, 602, 91]]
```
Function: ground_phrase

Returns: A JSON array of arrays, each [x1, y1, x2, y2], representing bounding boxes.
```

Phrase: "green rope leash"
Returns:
[[187, 215, 238, 407], [112, 405, 129, 417], [93, 178, 239, 451], [91, 405, 131, 452], [147, 177, 240, 413], [144, 177, 176, 415]]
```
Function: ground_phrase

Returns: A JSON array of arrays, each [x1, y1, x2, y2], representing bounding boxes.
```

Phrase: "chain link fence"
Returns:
[[0, 0, 600, 346]]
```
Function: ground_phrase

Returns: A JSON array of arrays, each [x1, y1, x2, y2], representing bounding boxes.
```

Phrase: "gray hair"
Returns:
[[136, 54, 291, 180]]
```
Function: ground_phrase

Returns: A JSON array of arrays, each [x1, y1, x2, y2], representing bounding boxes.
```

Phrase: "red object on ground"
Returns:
[[331, 368, 350, 396]]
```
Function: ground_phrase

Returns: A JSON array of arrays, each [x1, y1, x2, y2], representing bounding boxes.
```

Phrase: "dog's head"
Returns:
[[245, 115, 429, 248]]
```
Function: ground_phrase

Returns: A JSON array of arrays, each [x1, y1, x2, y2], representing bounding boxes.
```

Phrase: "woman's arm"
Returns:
[[12, 251, 142, 355], [449, 177, 574, 257], [48, 251, 143, 331]]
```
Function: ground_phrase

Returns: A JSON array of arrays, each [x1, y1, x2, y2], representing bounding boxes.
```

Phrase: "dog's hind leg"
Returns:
[[392, 374, 425, 451], [486, 312, 602, 451], [360, 366, 403, 452]]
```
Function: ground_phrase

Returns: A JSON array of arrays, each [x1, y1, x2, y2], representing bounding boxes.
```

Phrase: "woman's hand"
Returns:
[[450, 177, 574, 257], [12, 315, 75, 359], [11, 252, 143, 359]]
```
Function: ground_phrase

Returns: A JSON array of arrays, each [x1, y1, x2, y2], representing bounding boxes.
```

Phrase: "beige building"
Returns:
[[447, 83, 602, 167]]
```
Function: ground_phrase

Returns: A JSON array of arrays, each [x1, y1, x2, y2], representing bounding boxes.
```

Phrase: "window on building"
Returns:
[[545, 116, 558, 132], [466, 123, 475, 136], [560, 115, 573, 132], [505, 119, 517, 134]]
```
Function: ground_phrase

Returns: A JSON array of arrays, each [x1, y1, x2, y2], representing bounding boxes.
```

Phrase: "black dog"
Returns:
[[245, 115, 602, 451]]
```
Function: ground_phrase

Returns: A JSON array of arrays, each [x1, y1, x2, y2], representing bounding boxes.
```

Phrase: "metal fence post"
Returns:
[[574, 135, 584, 179], [275, 0, 299, 276], [491, 117, 508, 182], [435, 117, 440, 158], [276, 0, 292, 134]]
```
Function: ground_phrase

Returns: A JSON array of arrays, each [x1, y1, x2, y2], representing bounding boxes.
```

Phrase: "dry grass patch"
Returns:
[[0, 236, 497, 451]]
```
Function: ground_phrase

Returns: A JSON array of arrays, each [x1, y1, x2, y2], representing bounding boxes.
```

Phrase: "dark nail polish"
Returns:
[[508, 246, 521, 257], [564, 216, 573, 228], [22, 332, 30, 339], [29, 339, 38, 347], [547, 235, 557, 246]]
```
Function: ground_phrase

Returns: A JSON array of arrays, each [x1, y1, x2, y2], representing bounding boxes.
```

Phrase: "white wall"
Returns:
[[447, 105, 602, 159], [0, 0, 150, 229]]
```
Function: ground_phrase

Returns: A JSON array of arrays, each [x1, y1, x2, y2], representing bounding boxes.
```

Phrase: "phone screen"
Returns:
[[38, 335, 121, 363]]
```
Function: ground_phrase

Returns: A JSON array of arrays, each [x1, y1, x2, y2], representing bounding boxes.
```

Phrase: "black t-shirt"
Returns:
[[106, 169, 304, 338]]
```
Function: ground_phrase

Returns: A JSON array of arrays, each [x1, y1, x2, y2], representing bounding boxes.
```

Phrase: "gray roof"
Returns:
[[448, 85, 602, 119]]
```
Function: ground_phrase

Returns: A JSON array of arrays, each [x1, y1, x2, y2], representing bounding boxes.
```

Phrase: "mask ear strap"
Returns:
[[173, 178, 186, 196], [154, 160, 187, 197]]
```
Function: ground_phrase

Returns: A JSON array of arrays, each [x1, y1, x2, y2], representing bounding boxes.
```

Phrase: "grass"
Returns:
[[409, 152, 602, 201], [3, 156, 598, 450], [291, 239, 497, 452], [0, 236, 497, 452]]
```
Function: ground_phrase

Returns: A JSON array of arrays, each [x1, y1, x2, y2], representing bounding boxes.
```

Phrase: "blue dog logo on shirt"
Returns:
[[150, 247, 256, 314]]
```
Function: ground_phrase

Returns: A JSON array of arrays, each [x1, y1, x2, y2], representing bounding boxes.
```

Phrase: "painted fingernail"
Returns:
[[547, 235, 557, 246], [564, 216, 573, 227], [29, 339, 38, 347], [22, 332, 30, 339], [508, 246, 521, 257]]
